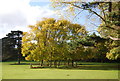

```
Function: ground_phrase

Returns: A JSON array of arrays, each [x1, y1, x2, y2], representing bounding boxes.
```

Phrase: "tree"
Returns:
[[2, 31, 23, 63], [106, 46, 120, 60], [97, 2, 120, 40], [68, 33, 109, 62], [2, 37, 17, 61], [105, 39, 120, 60], [50, 0, 120, 40], [22, 18, 87, 66]]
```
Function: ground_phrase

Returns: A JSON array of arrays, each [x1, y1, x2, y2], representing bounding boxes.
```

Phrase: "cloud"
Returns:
[[0, 0, 56, 38], [30, 0, 50, 2]]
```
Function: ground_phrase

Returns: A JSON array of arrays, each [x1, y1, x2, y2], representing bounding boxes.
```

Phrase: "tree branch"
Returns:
[[61, 2, 106, 22], [73, 4, 106, 22], [101, 6, 106, 21], [73, 9, 84, 21], [108, 36, 120, 41]]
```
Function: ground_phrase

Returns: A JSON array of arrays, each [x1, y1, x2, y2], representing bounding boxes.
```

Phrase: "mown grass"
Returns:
[[2, 61, 120, 79]]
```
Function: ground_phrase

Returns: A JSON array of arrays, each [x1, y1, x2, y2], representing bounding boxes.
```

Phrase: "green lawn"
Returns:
[[2, 61, 119, 79]]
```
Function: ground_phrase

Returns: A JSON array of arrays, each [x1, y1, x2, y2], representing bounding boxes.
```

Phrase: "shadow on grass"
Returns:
[[10, 63, 30, 65], [58, 65, 120, 70], [29, 65, 119, 70], [9, 63, 120, 70]]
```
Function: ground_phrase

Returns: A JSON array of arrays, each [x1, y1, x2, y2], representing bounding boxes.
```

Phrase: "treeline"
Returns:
[[22, 18, 120, 66]]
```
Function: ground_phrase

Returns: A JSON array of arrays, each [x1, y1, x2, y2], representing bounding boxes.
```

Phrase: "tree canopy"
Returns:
[[22, 18, 87, 62], [50, 0, 120, 40], [50, 0, 120, 60], [21, 1, 120, 63], [2, 31, 23, 63]]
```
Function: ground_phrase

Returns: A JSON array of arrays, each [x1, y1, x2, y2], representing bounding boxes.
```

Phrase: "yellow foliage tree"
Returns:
[[22, 18, 87, 65]]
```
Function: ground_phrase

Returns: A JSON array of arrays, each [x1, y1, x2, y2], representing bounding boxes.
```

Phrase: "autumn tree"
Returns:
[[22, 18, 87, 66], [105, 39, 120, 60], [50, 0, 120, 60], [50, 0, 120, 40]]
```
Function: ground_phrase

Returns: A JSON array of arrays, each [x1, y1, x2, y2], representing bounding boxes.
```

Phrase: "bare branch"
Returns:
[[90, 22, 98, 27], [108, 36, 120, 40], [73, 9, 84, 21], [61, 2, 106, 22], [88, 13, 94, 19], [101, 6, 106, 21]]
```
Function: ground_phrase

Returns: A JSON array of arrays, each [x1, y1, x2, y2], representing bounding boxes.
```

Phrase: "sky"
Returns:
[[0, 0, 56, 38], [0, 0, 100, 39]]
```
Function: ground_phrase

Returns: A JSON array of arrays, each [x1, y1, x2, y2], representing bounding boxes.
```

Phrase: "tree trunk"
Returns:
[[58, 60, 60, 67], [50, 52, 52, 67], [75, 61, 77, 67], [17, 32, 22, 64], [30, 63, 32, 68], [49, 61, 52, 67], [47, 61, 49, 66], [54, 60, 57, 68], [71, 60, 74, 67], [67, 60, 70, 66], [18, 54, 20, 64], [41, 60, 43, 66], [109, 2, 112, 12], [17, 47, 21, 64], [64, 61, 66, 65]]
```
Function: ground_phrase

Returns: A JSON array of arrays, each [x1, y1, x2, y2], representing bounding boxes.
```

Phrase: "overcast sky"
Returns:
[[0, 0, 100, 39]]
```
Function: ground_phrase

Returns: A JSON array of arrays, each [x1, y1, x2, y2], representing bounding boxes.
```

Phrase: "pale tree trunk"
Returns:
[[49, 61, 52, 67], [108, 36, 120, 41]]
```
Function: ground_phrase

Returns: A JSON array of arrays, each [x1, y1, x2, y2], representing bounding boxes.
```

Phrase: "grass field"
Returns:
[[2, 61, 120, 79]]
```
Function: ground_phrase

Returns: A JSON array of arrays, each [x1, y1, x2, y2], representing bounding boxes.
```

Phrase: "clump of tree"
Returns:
[[22, 18, 87, 66], [22, 18, 119, 67], [50, 0, 120, 60], [22, 1, 120, 66], [67, 33, 109, 62], [2, 31, 23, 64]]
